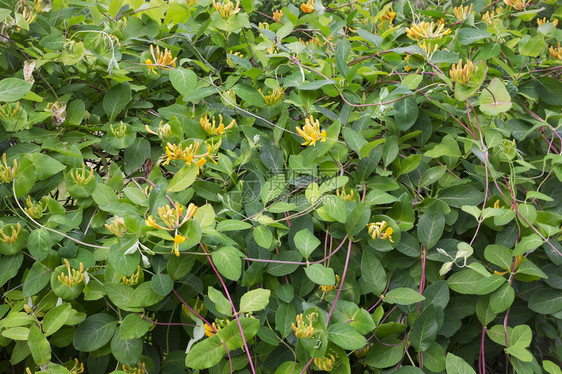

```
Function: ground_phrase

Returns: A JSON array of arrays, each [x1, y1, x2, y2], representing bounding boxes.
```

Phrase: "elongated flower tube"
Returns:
[[200, 113, 236, 135], [320, 274, 340, 292], [301, 0, 314, 13], [296, 115, 326, 146], [146, 202, 198, 231], [57, 259, 85, 288], [406, 21, 451, 40], [258, 87, 284, 105], [503, 0, 530, 10], [272, 9, 283, 22], [164, 141, 201, 165], [291, 312, 316, 338], [550, 43, 562, 60], [453, 4, 473, 23], [213, 0, 240, 18], [0, 223, 21, 245], [449, 59, 474, 85], [366, 221, 394, 242], [380, 7, 396, 24], [145, 44, 177, 75], [0, 153, 17, 183], [314, 354, 336, 371], [537, 18, 558, 27]]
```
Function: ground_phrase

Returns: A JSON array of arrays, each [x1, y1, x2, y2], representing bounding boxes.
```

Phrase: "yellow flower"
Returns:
[[453, 4, 473, 23], [0, 223, 21, 245], [145, 44, 177, 75], [494, 255, 523, 276], [173, 234, 186, 257], [122, 265, 142, 286], [482, 7, 504, 27], [182, 297, 204, 319], [122, 362, 148, 374], [301, 0, 315, 13], [164, 141, 201, 165], [204, 322, 217, 337], [296, 115, 326, 146], [354, 344, 371, 358], [449, 59, 474, 85], [549, 43, 562, 60], [24, 196, 48, 219], [314, 354, 336, 371], [258, 87, 284, 105], [70, 164, 94, 186], [57, 259, 85, 288], [200, 113, 236, 135], [272, 9, 283, 22], [70, 358, 85, 374], [380, 7, 396, 24], [419, 40, 439, 60], [213, 0, 240, 18], [366, 221, 394, 242], [146, 121, 172, 139], [537, 17, 558, 27], [105, 216, 127, 237], [0, 153, 17, 183], [406, 21, 451, 40], [320, 274, 340, 292], [146, 202, 198, 231], [336, 185, 355, 201], [291, 312, 316, 338], [503, 0, 530, 10]]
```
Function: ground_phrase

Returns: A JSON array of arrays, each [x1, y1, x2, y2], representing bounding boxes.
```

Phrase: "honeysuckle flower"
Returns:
[[449, 59, 474, 85], [110, 121, 127, 138], [146, 202, 198, 230], [492, 199, 518, 211], [300, 0, 315, 13], [204, 322, 218, 337], [145, 120, 172, 139], [380, 7, 396, 24], [550, 43, 562, 60], [419, 40, 439, 60], [70, 164, 95, 186], [200, 113, 236, 135], [182, 297, 204, 319], [0, 102, 21, 121], [70, 358, 84, 374], [406, 21, 451, 40], [336, 185, 354, 201], [537, 17, 558, 27], [25, 196, 48, 219], [320, 274, 340, 292], [0, 153, 17, 183], [482, 7, 504, 27], [57, 259, 85, 287], [105, 216, 126, 237], [314, 354, 336, 371], [164, 141, 201, 165], [258, 22, 269, 30], [0, 223, 21, 245], [227, 50, 244, 68], [366, 221, 394, 242], [296, 115, 326, 146], [173, 234, 186, 257], [503, 0, 530, 10], [122, 265, 142, 286], [122, 362, 148, 374], [145, 44, 177, 75], [272, 9, 283, 22], [258, 87, 284, 105], [213, 0, 240, 18], [354, 344, 371, 358], [291, 312, 316, 338], [453, 4, 473, 23]]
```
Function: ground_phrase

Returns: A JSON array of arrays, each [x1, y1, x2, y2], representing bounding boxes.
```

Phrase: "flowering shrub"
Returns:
[[0, 0, 561, 373]]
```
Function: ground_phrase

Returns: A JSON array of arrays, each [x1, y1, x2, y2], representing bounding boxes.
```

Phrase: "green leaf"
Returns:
[[535, 77, 562, 106], [384, 288, 425, 305], [208, 286, 233, 316], [479, 78, 512, 116], [28, 325, 51, 365], [232, 83, 264, 107], [323, 196, 347, 223], [438, 185, 484, 208], [304, 264, 335, 285], [445, 353, 477, 374], [169, 68, 197, 98], [239, 288, 270, 313], [328, 323, 367, 350], [42, 304, 72, 336], [410, 304, 438, 352], [345, 202, 370, 237], [418, 206, 445, 249], [518, 34, 546, 57], [151, 274, 174, 296], [167, 164, 198, 192], [393, 96, 419, 131], [73, 313, 118, 352], [298, 79, 337, 90], [111, 327, 143, 366], [448, 269, 484, 294], [543, 360, 562, 374], [217, 220, 253, 232], [513, 234, 543, 256], [361, 250, 387, 296], [528, 289, 562, 314], [505, 346, 533, 362], [0, 78, 32, 102], [185, 335, 226, 369], [254, 225, 273, 248], [275, 302, 297, 338], [120, 314, 153, 340], [27, 228, 53, 262], [0, 253, 24, 288], [103, 83, 131, 121], [294, 229, 321, 259], [510, 324, 532, 347], [365, 339, 404, 368], [484, 245, 513, 270], [424, 135, 461, 159], [261, 174, 286, 204], [458, 28, 490, 45], [211, 246, 242, 281], [489, 283, 514, 313]]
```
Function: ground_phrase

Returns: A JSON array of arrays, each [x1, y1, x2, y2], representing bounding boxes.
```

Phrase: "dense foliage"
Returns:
[[1, 0, 562, 373]]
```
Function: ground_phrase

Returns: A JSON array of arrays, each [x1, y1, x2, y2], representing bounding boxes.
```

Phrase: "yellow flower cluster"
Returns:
[[70, 164, 94, 186], [213, 0, 240, 18], [320, 274, 340, 292], [122, 362, 148, 374], [25, 196, 48, 219], [380, 7, 396, 24], [453, 4, 473, 23], [0, 223, 21, 245], [272, 9, 283, 22], [122, 265, 142, 286], [419, 40, 439, 60], [449, 59, 474, 85], [314, 354, 336, 371], [366, 221, 394, 242], [164, 141, 212, 168], [110, 121, 127, 138], [146, 121, 172, 139], [503, 0, 530, 10], [0, 102, 20, 121], [0, 153, 17, 183], [337, 185, 355, 201], [70, 358, 85, 374], [146, 203, 198, 231], [258, 87, 284, 106], [200, 113, 236, 135], [145, 44, 177, 75], [550, 43, 562, 60], [291, 312, 316, 338], [406, 21, 451, 40], [537, 18, 558, 27], [57, 259, 85, 288], [204, 318, 230, 337], [482, 7, 504, 27], [301, 0, 314, 13], [296, 115, 326, 146]]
